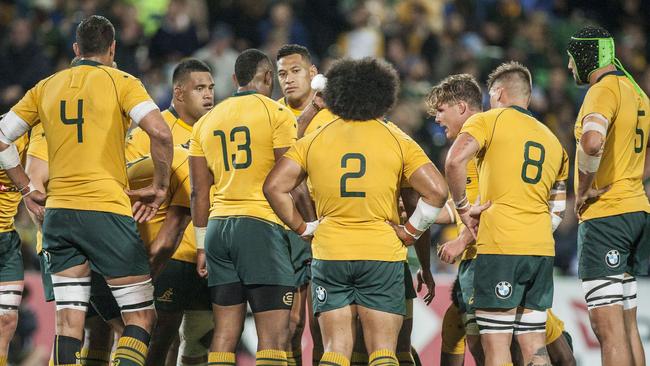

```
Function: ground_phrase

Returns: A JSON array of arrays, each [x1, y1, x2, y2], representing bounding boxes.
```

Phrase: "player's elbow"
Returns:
[[262, 176, 278, 202], [444, 154, 464, 175], [581, 133, 603, 156], [430, 180, 449, 207]]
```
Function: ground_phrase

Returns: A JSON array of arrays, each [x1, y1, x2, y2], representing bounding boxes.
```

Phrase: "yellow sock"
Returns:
[[350, 351, 368, 365], [113, 336, 148, 366], [48, 358, 54, 366], [208, 352, 236, 365], [256, 349, 287, 365], [0, 355, 6, 366], [320, 352, 350, 366], [287, 350, 302, 366], [79, 348, 111, 365], [312, 349, 324, 366], [396, 351, 415, 365], [369, 349, 398, 366]]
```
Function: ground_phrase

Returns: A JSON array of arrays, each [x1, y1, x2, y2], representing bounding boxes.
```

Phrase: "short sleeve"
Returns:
[[11, 83, 42, 127], [188, 121, 205, 157], [581, 84, 617, 122], [272, 105, 297, 149], [459, 113, 491, 151], [119, 74, 155, 116], [170, 159, 191, 208], [557, 148, 570, 181], [400, 135, 432, 179], [125, 127, 151, 161], [283, 137, 310, 171], [27, 123, 48, 162]]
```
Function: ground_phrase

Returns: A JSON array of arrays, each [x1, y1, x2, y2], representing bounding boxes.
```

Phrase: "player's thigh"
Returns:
[[353, 260, 406, 317], [0, 231, 23, 283], [310, 259, 355, 318], [205, 217, 239, 288], [287, 229, 312, 288], [317, 304, 357, 357], [42, 209, 88, 275]]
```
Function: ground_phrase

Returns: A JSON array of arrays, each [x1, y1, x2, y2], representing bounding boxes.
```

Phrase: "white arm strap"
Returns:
[[407, 198, 442, 232], [194, 226, 206, 250], [582, 113, 609, 137], [129, 101, 159, 125], [0, 144, 20, 170], [0, 111, 30, 144]]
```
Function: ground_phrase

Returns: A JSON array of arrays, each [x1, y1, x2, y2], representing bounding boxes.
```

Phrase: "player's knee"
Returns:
[[109, 278, 156, 329], [179, 311, 213, 359]]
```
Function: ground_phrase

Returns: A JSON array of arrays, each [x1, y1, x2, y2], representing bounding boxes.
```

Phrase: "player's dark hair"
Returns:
[[75, 15, 115, 56], [276, 44, 311, 62], [234, 49, 272, 86], [425, 74, 482, 115], [172, 58, 212, 85], [487, 61, 532, 96], [324, 57, 399, 121]]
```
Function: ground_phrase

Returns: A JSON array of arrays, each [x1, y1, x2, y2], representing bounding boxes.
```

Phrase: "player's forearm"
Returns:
[[190, 186, 210, 228], [445, 158, 469, 206], [149, 133, 173, 191], [150, 207, 191, 262], [296, 104, 319, 138], [266, 189, 305, 232], [5, 166, 31, 194], [576, 170, 597, 199], [414, 229, 431, 271], [291, 180, 316, 222]]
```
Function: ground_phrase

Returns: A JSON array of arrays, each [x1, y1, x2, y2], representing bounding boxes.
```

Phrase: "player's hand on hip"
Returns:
[[126, 185, 167, 223], [24, 190, 46, 223], [196, 249, 208, 278], [575, 185, 611, 219], [458, 200, 490, 239], [385, 220, 417, 246], [416, 268, 435, 305]]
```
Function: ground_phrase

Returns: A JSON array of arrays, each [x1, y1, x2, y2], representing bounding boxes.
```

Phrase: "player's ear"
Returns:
[[457, 101, 467, 115], [265, 70, 273, 86], [109, 40, 116, 57], [231, 74, 238, 88], [173, 84, 184, 102], [309, 65, 318, 79], [73, 43, 81, 57]]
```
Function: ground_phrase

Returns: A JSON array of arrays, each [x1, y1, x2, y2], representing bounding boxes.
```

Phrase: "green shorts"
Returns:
[[311, 259, 405, 316], [453, 259, 475, 315], [578, 211, 650, 279], [287, 230, 311, 287], [0, 231, 23, 282], [205, 217, 295, 287], [473, 254, 553, 311], [404, 262, 416, 300], [154, 259, 210, 312], [42, 209, 149, 277], [38, 252, 54, 302]]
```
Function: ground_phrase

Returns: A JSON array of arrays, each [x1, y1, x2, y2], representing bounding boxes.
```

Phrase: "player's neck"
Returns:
[[589, 64, 617, 85], [287, 90, 315, 111], [79, 55, 111, 66], [170, 103, 197, 125]]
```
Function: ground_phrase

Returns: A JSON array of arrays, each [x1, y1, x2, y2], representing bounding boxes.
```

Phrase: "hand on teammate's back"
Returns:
[[126, 185, 168, 223], [24, 189, 46, 223], [416, 268, 435, 305], [457, 200, 491, 239]]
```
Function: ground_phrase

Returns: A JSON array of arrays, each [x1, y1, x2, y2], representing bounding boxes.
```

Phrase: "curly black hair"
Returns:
[[234, 49, 271, 86], [323, 57, 399, 121]]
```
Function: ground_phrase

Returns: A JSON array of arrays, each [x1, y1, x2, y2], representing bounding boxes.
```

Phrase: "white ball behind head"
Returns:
[[311, 74, 327, 92]]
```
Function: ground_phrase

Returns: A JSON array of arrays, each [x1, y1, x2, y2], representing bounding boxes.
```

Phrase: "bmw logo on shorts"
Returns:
[[495, 281, 512, 299], [605, 250, 620, 268], [315, 286, 327, 303]]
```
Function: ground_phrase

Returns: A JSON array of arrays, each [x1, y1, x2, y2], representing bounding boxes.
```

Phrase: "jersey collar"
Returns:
[[509, 105, 533, 117], [71, 59, 103, 67], [596, 70, 625, 83], [167, 106, 192, 132], [233, 90, 257, 97]]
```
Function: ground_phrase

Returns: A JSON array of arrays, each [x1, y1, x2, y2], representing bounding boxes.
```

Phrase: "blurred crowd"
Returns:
[[1, 0, 650, 280]]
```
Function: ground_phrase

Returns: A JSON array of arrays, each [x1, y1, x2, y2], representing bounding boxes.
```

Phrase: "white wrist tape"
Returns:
[[407, 198, 442, 232], [0, 143, 21, 170], [549, 199, 566, 212], [301, 220, 319, 236], [194, 226, 206, 250], [129, 101, 159, 125], [0, 111, 30, 144], [583, 113, 609, 137], [577, 144, 601, 173]]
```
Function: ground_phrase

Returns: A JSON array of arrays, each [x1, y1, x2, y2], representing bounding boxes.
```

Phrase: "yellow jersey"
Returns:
[[277, 97, 338, 135], [284, 118, 432, 261], [127, 146, 196, 263], [574, 71, 650, 221], [456, 158, 479, 261], [125, 107, 193, 161], [0, 134, 29, 233], [26, 124, 47, 253], [11, 59, 154, 217], [189, 90, 297, 224], [460, 106, 569, 256]]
